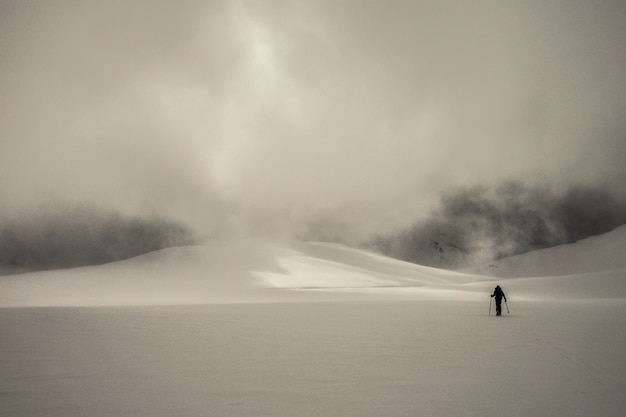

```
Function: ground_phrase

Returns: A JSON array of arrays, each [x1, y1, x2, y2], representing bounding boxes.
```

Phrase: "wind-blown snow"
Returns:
[[1, 227, 625, 416], [1, 226, 625, 307]]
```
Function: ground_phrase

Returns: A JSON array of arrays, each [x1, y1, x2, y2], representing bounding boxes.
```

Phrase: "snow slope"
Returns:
[[1, 228, 626, 417], [1, 225, 625, 307], [0, 238, 283, 307], [464, 225, 626, 277]]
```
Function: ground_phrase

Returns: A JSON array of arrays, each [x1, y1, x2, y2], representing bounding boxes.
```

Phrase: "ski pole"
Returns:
[[504, 300, 510, 314], [489, 297, 492, 316]]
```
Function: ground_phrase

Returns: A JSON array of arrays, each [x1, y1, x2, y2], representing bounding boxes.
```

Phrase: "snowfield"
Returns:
[[1, 226, 625, 416]]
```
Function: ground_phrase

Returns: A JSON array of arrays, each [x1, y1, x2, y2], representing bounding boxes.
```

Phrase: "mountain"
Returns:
[[462, 225, 626, 277], [1, 226, 625, 307]]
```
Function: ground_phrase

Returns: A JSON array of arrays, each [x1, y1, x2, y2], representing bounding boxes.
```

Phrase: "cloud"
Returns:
[[369, 181, 626, 268], [0, 203, 194, 274], [1, 0, 625, 244]]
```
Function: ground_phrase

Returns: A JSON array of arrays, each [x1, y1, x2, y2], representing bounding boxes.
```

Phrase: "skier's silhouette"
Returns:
[[491, 285, 507, 316]]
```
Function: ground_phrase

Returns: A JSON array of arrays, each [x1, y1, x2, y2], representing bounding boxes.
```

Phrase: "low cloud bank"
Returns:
[[368, 182, 626, 269], [0, 204, 195, 275], [2, 181, 624, 275]]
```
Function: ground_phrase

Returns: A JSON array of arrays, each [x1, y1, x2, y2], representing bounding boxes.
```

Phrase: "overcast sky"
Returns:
[[1, 0, 625, 240]]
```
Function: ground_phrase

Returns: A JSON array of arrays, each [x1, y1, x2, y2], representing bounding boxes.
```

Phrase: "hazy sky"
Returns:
[[1, 0, 625, 240]]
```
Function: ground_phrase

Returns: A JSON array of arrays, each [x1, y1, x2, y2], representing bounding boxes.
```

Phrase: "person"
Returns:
[[491, 285, 507, 316]]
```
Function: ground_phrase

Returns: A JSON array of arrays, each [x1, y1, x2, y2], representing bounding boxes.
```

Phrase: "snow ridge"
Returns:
[[1, 226, 625, 307]]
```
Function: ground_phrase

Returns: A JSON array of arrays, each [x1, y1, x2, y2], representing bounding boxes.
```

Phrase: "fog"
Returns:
[[0, 203, 194, 275], [2, 1, 625, 259], [369, 182, 626, 268]]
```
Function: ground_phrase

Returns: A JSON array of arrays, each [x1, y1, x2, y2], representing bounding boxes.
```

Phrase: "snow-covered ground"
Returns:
[[1, 226, 625, 416]]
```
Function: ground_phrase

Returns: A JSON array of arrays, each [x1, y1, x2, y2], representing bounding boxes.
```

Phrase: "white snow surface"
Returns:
[[1, 226, 625, 307], [1, 226, 625, 416], [464, 224, 626, 278]]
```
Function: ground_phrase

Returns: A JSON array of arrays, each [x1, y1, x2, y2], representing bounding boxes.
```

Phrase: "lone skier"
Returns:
[[491, 285, 507, 316]]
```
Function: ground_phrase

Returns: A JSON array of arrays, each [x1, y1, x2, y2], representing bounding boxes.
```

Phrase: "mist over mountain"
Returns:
[[0, 204, 194, 275], [1, 2, 625, 272], [368, 182, 626, 269], [2, 180, 623, 275]]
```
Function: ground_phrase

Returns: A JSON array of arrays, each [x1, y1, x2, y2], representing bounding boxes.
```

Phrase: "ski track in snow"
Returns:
[[526, 310, 626, 397]]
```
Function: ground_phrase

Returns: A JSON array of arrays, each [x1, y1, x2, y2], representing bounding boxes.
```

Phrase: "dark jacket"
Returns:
[[491, 286, 506, 302]]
